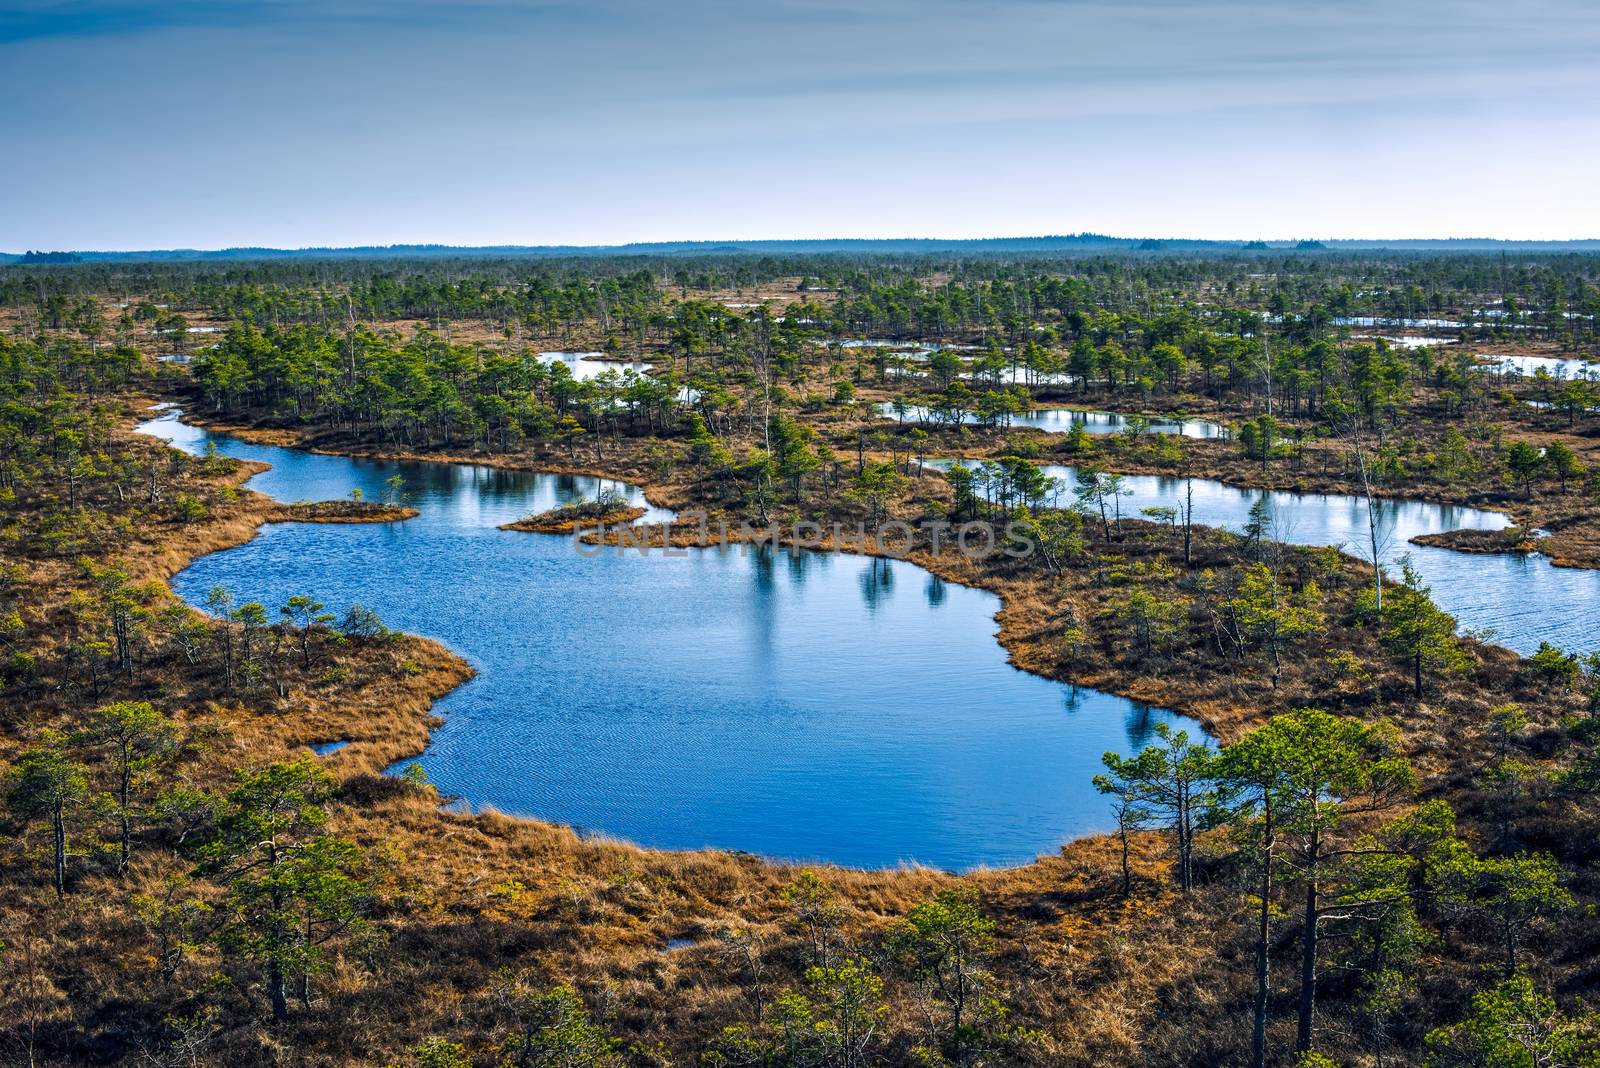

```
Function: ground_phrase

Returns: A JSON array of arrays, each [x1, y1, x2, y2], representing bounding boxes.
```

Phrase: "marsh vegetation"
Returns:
[[5, 250, 1600, 1066]]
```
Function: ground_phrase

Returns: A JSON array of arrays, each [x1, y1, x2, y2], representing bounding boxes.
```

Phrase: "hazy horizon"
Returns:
[[9, 233, 1600, 257], [5, 0, 1599, 249]]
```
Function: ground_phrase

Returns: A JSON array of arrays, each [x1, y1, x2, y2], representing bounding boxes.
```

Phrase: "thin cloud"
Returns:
[[3, 0, 1597, 246]]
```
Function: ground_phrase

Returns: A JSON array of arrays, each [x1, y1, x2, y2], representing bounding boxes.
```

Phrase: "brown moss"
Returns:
[[499, 504, 646, 534], [269, 500, 420, 524], [6, 378, 1596, 1066], [1411, 526, 1541, 555]]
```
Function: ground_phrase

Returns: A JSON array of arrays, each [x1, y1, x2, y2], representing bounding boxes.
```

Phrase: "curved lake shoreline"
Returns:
[[138, 407, 1198, 872], [138, 399, 1600, 869], [163, 401, 1600, 648]]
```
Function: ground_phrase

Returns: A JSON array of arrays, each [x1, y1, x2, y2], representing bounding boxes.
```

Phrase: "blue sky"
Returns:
[[4, 0, 1599, 248]]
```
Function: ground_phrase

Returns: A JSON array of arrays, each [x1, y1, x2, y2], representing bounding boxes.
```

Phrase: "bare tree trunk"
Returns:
[[53, 804, 67, 898], [1182, 475, 1194, 565], [1251, 796, 1274, 1068], [1352, 433, 1383, 611]]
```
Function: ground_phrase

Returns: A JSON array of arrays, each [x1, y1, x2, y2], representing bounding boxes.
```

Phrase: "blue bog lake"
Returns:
[[140, 409, 1193, 870]]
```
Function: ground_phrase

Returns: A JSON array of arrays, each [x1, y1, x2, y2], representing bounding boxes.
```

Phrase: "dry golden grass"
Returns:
[[4, 397, 1288, 1064], [6, 359, 1598, 1064]]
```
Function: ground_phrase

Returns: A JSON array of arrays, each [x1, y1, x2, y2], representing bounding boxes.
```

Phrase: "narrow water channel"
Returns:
[[877, 402, 1228, 438], [1033, 463, 1595, 655]]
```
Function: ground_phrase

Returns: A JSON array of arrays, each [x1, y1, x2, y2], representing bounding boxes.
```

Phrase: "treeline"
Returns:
[[184, 302, 879, 453], [188, 287, 1485, 442], [189, 325, 694, 451], [8, 251, 1600, 345], [883, 319, 1456, 421]]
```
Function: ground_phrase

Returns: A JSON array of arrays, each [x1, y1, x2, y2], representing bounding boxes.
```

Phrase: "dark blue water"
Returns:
[[139, 408, 1189, 871]]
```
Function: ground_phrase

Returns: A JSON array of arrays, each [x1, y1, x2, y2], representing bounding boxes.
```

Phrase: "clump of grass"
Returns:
[[500, 489, 646, 533]]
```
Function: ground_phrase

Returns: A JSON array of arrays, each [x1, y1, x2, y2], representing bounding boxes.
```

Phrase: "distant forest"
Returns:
[[6, 234, 1600, 265]]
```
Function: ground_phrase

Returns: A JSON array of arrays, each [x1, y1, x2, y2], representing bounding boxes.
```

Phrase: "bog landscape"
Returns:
[[5, 245, 1600, 1067], [8, 1, 1600, 1064]]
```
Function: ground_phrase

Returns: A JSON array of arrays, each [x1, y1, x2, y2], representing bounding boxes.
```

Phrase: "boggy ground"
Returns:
[[862, 395, 1600, 570], [135, 290, 1600, 571], [3, 398, 1237, 1066], [6, 389, 1597, 1068], [499, 504, 648, 534], [165, 387, 1578, 757]]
